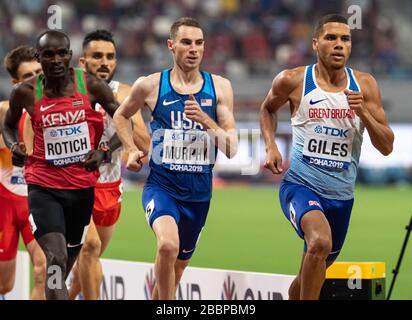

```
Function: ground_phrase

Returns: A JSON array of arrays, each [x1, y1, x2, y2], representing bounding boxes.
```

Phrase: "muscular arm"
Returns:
[[86, 74, 121, 152], [23, 113, 34, 155], [352, 73, 394, 155], [87, 74, 119, 117], [113, 76, 152, 154], [131, 111, 150, 156], [117, 82, 150, 156], [3, 84, 32, 149], [259, 69, 301, 173]]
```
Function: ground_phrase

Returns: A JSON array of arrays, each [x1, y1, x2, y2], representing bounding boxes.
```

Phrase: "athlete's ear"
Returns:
[[312, 37, 318, 52], [167, 39, 174, 52], [11, 78, 18, 85]]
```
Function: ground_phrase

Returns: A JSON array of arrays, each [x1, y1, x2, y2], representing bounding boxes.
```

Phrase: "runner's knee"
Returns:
[[157, 239, 179, 259], [81, 236, 101, 257], [306, 235, 332, 258]]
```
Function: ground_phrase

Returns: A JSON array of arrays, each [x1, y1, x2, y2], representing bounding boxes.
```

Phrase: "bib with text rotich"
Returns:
[[43, 121, 91, 166], [302, 124, 354, 170]]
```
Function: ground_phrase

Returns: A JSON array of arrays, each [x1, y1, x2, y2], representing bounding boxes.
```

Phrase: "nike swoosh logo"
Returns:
[[67, 243, 82, 248], [182, 248, 195, 254], [309, 98, 327, 105], [40, 103, 56, 112], [163, 99, 180, 106]]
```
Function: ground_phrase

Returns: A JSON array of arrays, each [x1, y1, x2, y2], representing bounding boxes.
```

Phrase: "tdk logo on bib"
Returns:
[[50, 126, 82, 137], [314, 125, 349, 138]]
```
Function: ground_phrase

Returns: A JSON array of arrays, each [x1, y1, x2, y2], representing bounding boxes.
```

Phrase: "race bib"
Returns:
[[10, 166, 26, 185], [302, 124, 354, 170], [43, 122, 91, 166], [162, 129, 211, 166]]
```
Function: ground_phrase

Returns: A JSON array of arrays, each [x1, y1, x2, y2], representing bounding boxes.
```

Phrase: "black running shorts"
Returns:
[[27, 184, 94, 247]]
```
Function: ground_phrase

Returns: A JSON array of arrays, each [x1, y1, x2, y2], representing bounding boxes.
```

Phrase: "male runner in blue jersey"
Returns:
[[260, 14, 394, 300], [113, 17, 238, 300]]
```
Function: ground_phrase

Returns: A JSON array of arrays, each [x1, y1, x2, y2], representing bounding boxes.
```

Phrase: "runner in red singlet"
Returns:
[[2, 31, 120, 300]]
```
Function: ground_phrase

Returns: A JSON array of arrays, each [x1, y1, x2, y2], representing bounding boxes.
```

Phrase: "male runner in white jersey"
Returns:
[[260, 14, 394, 300], [68, 30, 150, 300], [114, 17, 238, 299], [0, 46, 46, 299]]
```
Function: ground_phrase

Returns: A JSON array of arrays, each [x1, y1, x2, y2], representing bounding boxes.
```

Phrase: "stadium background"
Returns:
[[0, 0, 410, 299]]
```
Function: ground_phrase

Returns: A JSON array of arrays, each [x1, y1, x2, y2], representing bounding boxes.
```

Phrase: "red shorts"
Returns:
[[0, 183, 34, 261], [92, 180, 123, 227]]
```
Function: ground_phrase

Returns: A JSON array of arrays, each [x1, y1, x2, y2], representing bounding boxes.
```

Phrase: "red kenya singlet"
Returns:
[[25, 68, 104, 189]]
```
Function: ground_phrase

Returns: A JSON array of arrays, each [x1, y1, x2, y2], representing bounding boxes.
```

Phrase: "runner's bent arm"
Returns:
[[260, 69, 299, 174], [23, 113, 34, 155], [87, 74, 121, 152], [184, 76, 238, 158], [2, 83, 32, 165], [117, 81, 150, 156], [113, 76, 151, 154], [345, 73, 394, 156], [131, 111, 150, 156]]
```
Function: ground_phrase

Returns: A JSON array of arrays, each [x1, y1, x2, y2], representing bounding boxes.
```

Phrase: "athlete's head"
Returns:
[[312, 14, 351, 70], [36, 30, 72, 78], [80, 29, 117, 82], [4, 46, 42, 84], [168, 17, 204, 72]]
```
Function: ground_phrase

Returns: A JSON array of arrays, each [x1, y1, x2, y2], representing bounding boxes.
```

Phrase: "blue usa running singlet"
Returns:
[[283, 64, 365, 200], [147, 69, 217, 202]]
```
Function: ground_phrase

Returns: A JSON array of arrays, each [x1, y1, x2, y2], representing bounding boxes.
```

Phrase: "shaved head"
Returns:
[[36, 30, 70, 50]]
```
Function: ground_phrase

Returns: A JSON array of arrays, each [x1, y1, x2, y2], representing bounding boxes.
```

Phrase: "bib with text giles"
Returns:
[[162, 129, 211, 173], [302, 124, 354, 170], [43, 121, 91, 166]]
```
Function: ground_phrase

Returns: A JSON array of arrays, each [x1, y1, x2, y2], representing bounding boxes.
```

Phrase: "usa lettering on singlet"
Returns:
[[147, 69, 217, 202], [283, 64, 365, 200], [150, 69, 217, 174]]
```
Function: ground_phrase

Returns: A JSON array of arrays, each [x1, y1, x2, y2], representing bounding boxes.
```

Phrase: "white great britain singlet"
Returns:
[[95, 80, 122, 183], [283, 64, 364, 200]]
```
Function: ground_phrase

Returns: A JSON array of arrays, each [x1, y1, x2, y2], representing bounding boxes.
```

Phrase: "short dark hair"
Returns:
[[83, 29, 115, 50], [4, 46, 37, 78], [314, 14, 349, 38], [170, 17, 202, 39], [36, 30, 70, 49]]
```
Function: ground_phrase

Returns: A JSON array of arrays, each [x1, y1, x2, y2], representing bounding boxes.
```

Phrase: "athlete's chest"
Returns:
[[298, 89, 357, 125], [34, 96, 89, 128], [156, 93, 215, 131]]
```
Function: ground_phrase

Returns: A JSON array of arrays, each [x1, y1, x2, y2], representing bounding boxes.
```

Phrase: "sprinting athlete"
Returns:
[[113, 17, 238, 299], [2, 31, 120, 300], [260, 14, 394, 300]]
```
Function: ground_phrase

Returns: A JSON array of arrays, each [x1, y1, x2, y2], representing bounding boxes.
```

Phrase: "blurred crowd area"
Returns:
[[1, 0, 412, 92]]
